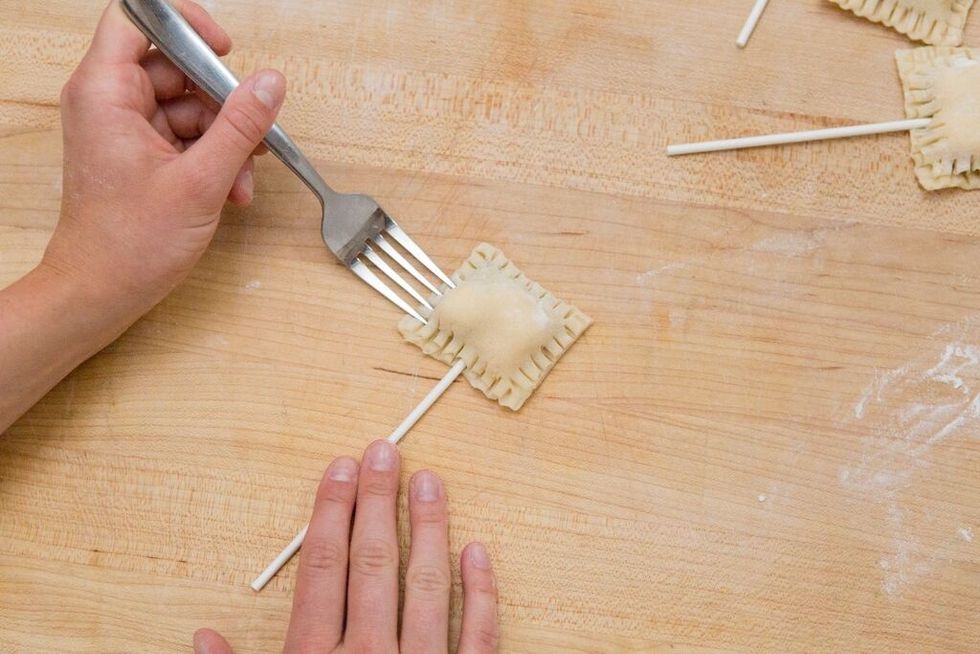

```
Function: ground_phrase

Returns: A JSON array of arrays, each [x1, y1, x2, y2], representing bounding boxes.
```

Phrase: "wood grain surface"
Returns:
[[2, 1, 979, 652]]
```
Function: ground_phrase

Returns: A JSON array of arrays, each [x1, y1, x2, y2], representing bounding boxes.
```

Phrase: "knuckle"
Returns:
[[483, 582, 499, 599], [222, 102, 267, 146], [360, 475, 396, 497], [199, 108, 217, 134], [346, 636, 392, 654], [349, 538, 397, 577], [474, 626, 499, 649], [472, 576, 498, 599], [406, 564, 451, 596], [301, 539, 345, 575], [60, 73, 85, 106], [292, 643, 329, 654], [61, 64, 145, 109], [116, 65, 146, 91], [412, 505, 447, 526], [316, 483, 354, 506], [97, 66, 143, 97]]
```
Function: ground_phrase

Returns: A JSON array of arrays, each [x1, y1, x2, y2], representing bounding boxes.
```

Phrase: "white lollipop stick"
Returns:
[[736, 0, 771, 48], [387, 359, 466, 444], [250, 524, 308, 592], [250, 359, 467, 592], [666, 118, 930, 156]]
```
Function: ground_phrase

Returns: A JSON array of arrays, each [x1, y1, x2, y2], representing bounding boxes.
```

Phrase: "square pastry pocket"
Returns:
[[828, 0, 974, 46], [896, 46, 980, 190], [398, 243, 593, 410]]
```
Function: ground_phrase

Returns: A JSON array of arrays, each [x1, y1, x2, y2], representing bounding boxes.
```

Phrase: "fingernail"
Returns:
[[469, 542, 491, 570], [328, 457, 357, 482], [192, 630, 213, 654], [367, 440, 397, 471], [414, 470, 440, 502], [252, 70, 284, 110]]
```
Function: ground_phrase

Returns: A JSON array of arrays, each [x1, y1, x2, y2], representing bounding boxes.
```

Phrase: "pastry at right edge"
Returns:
[[895, 46, 980, 191], [828, 0, 974, 46]]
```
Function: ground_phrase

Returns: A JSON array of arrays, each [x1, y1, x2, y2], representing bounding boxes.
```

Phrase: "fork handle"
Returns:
[[121, 0, 335, 203]]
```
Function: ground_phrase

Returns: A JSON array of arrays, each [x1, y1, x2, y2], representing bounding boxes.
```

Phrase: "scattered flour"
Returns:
[[668, 309, 687, 329], [635, 262, 687, 284], [922, 343, 980, 391], [752, 232, 821, 257], [877, 506, 933, 597], [853, 364, 911, 420], [841, 340, 980, 598], [204, 334, 229, 349]]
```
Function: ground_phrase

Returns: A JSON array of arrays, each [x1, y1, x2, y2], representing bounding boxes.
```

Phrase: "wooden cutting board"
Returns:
[[1, 1, 978, 651]]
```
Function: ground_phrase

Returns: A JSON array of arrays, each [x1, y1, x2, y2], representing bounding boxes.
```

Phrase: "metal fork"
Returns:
[[122, 0, 453, 322]]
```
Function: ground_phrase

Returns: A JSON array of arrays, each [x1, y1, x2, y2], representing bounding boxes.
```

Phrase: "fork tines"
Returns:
[[350, 216, 455, 323]]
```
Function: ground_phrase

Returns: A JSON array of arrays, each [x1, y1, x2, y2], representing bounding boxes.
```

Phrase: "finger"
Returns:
[[178, 69, 285, 204], [283, 457, 358, 653], [88, 0, 232, 69], [457, 543, 499, 654], [139, 0, 232, 99], [192, 83, 224, 114], [160, 94, 217, 139], [148, 106, 179, 149], [400, 470, 451, 654], [178, 137, 198, 154], [141, 51, 187, 100], [173, 0, 232, 55], [193, 629, 233, 654], [187, 86, 271, 159], [85, 1, 151, 66], [345, 439, 401, 651], [227, 157, 255, 207], [169, 99, 263, 158]]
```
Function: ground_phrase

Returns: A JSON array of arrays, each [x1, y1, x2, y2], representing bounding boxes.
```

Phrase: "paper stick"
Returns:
[[666, 118, 930, 156], [736, 0, 771, 48], [249, 359, 467, 592], [388, 359, 466, 444], [249, 524, 308, 592]]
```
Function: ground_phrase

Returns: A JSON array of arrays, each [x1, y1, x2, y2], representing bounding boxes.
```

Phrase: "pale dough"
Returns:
[[896, 46, 980, 190], [828, 0, 974, 45], [398, 243, 593, 411]]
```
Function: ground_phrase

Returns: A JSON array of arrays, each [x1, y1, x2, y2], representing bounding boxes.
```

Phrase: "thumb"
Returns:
[[183, 69, 285, 196]]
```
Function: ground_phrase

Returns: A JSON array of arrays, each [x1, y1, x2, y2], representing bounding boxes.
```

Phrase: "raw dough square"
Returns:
[[398, 243, 593, 411], [896, 46, 980, 190], [828, 0, 974, 45]]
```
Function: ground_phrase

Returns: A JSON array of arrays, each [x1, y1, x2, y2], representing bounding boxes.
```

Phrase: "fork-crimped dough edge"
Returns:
[[398, 243, 593, 411], [895, 45, 980, 190], [829, 0, 974, 45]]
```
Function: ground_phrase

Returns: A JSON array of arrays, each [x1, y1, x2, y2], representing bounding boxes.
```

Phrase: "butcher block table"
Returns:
[[2, 1, 979, 651]]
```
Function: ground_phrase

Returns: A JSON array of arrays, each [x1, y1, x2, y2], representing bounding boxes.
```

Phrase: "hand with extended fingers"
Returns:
[[194, 440, 499, 653]]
